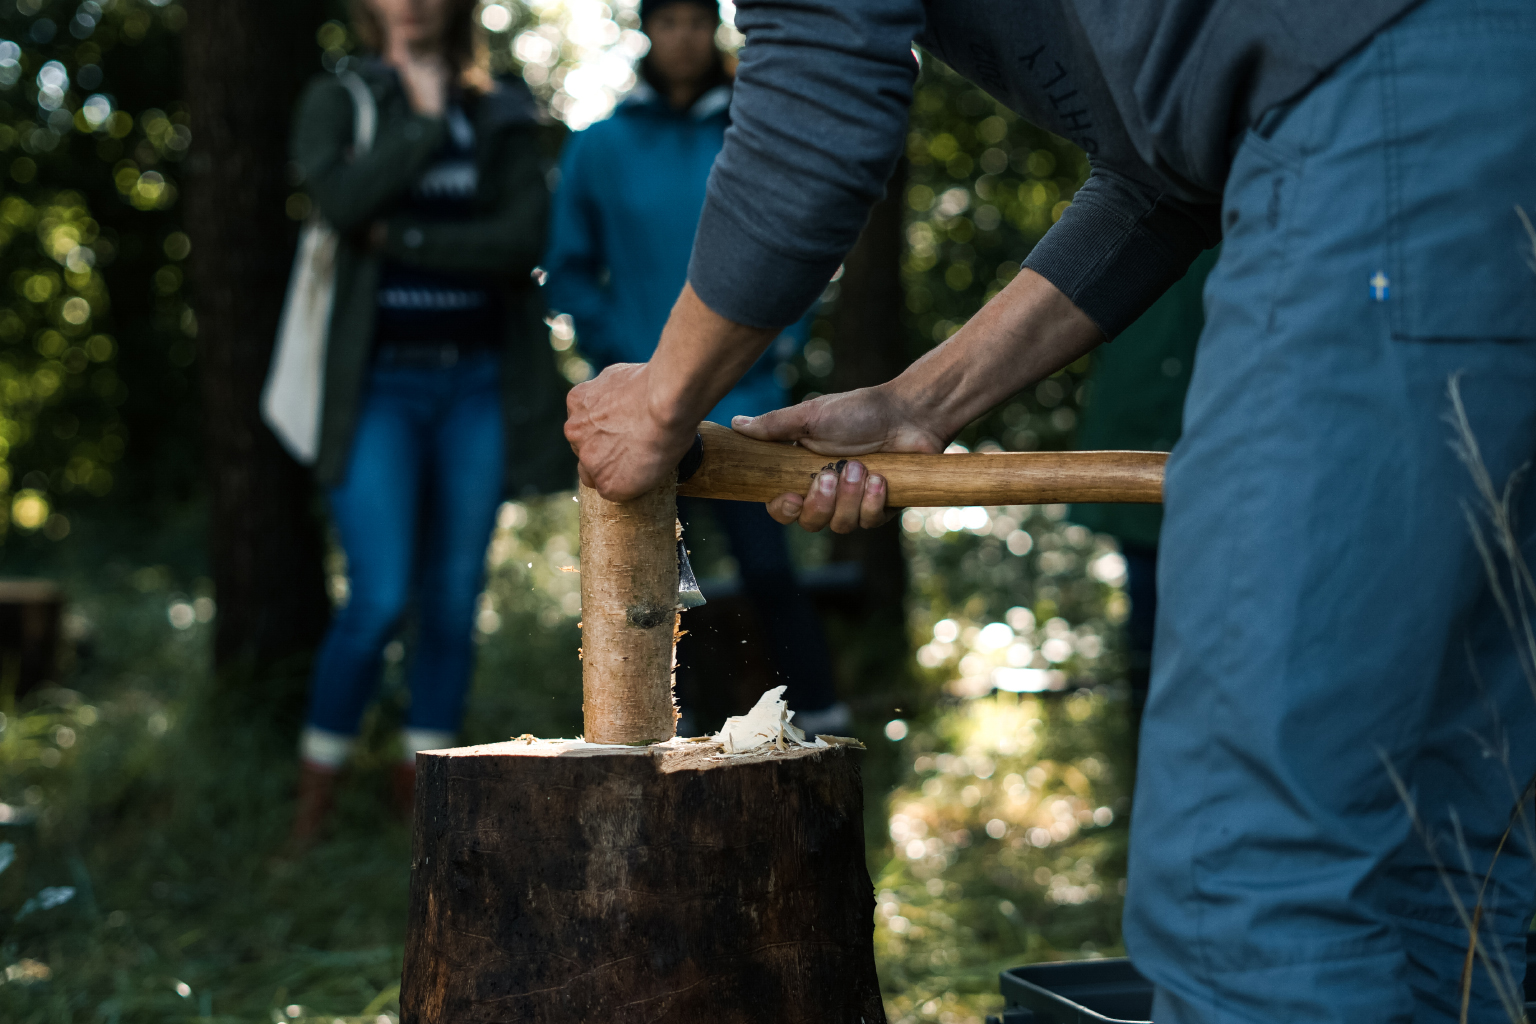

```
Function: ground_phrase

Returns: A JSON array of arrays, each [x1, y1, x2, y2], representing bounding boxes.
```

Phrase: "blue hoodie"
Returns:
[[542, 80, 799, 425]]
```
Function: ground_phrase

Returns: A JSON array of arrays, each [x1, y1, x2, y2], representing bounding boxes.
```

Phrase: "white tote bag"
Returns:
[[261, 72, 377, 465]]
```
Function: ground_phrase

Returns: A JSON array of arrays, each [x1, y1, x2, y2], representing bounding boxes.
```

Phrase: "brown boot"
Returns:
[[391, 761, 417, 824], [286, 761, 340, 851]]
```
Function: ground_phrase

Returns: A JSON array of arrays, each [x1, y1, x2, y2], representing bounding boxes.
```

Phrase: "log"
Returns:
[[399, 738, 886, 1023], [578, 481, 679, 744]]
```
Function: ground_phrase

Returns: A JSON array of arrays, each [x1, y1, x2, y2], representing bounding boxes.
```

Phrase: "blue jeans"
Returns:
[[305, 350, 505, 736], [1125, 1, 1536, 1021]]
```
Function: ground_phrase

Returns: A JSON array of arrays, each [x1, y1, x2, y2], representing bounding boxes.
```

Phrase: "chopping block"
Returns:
[[399, 425, 1167, 1023], [401, 738, 881, 1023]]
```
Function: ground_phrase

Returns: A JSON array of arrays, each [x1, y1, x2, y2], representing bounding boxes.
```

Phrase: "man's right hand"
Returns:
[[730, 267, 1106, 534], [731, 385, 944, 533]]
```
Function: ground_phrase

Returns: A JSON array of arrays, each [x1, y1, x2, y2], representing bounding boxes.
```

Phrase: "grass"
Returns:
[[0, 495, 1139, 1023]]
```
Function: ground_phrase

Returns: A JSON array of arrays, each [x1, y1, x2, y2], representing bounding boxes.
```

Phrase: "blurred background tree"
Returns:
[[182, 0, 330, 693], [0, 0, 332, 704], [0, 0, 192, 556]]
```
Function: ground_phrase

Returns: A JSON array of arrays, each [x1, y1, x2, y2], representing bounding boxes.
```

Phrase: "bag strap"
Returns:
[[338, 71, 377, 155]]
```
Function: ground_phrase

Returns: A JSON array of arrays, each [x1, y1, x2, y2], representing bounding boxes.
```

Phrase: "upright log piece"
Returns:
[[578, 481, 679, 744], [400, 739, 886, 1023]]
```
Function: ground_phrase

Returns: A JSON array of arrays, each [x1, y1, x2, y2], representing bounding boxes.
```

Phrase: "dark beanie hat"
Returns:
[[639, 0, 720, 23]]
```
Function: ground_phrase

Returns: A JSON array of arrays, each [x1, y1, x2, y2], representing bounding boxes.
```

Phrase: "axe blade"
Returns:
[[677, 536, 706, 609], [676, 432, 708, 610]]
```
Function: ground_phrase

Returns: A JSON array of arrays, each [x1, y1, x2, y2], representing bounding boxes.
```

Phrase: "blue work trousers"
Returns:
[[1125, 0, 1536, 1021], [305, 350, 505, 736]]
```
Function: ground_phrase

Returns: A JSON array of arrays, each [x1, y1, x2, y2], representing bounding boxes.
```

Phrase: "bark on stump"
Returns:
[[400, 739, 886, 1023]]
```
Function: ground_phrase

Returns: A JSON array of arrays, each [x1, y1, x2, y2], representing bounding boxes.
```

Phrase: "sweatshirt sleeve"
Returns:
[[1022, 163, 1220, 339], [685, 0, 924, 330], [381, 126, 548, 276], [290, 75, 446, 234]]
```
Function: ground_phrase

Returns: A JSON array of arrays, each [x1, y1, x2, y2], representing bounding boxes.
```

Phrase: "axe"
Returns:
[[578, 422, 1166, 744]]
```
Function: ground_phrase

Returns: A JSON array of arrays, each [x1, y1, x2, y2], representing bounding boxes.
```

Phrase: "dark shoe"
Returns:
[[285, 761, 340, 852], [391, 761, 417, 824]]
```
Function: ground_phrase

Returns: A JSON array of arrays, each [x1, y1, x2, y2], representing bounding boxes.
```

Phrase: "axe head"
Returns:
[[674, 432, 708, 610], [677, 536, 706, 609]]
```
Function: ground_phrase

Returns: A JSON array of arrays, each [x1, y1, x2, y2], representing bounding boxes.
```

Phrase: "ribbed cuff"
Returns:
[[1024, 191, 1212, 340], [688, 198, 843, 330]]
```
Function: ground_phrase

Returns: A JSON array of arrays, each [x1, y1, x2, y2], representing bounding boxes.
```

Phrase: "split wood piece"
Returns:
[[679, 420, 1166, 506], [578, 480, 680, 745], [400, 739, 885, 1024]]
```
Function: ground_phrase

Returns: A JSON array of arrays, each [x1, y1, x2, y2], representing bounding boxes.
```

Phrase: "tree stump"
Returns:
[[0, 579, 62, 698], [400, 739, 886, 1023]]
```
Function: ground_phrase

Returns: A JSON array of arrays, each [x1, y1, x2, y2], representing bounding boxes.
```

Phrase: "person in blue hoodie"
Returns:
[[542, 0, 847, 735]]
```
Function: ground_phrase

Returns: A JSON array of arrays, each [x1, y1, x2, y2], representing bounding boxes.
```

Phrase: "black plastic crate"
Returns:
[[988, 934, 1536, 1024], [990, 957, 1151, 1024]]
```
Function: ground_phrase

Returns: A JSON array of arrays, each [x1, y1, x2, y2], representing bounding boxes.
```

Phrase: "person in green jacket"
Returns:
[[284, 0, 570, 846], [1072, 247, 1217, 750]]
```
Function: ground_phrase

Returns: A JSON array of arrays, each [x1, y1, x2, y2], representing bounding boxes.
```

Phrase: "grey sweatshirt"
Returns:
[[688, 0, 1419, 339]]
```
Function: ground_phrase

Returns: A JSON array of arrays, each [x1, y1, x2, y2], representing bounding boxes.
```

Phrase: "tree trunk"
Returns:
[[401, 739, 886, 1023], [182, 1, 330, 680], [826, 160, 911, 701]]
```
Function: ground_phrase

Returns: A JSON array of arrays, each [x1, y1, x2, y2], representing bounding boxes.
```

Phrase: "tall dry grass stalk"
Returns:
[[1382, 208, 1536, 1024]]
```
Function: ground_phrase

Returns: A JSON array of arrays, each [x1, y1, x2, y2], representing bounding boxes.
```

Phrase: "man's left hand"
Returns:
[[564, 361, 697, 501], [565, 283, 780, 501]]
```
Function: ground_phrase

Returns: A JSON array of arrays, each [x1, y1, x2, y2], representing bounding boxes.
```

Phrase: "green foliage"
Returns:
[[902, 57, 1093, 454], [431, 493, 587, 743], [904, 505, 1126, 670], [0, 189, 125, 542], [875, 691, 1128, 1023], [0, 502, 592, 1024], [0, 20, 1140, 1024], [0, 483, 1137, 1024], [873, 508, 1133, 1023], [0, 0, 197, 538], [846, 60, 1136, 1022]]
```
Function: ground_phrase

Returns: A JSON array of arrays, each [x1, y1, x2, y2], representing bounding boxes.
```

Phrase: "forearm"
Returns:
[[384, 148, 546, 273], [889, 268, 1104, 442], [384, 214, 543, 274], [300, 122, 445, 232], [645, 284, 779, 431]]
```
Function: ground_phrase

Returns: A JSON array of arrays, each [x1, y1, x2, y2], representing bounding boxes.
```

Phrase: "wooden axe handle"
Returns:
[[677, 421, 1165, 506]]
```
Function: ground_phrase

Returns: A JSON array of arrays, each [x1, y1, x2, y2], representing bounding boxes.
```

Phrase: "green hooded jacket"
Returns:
[[290, 62, 574, 495]]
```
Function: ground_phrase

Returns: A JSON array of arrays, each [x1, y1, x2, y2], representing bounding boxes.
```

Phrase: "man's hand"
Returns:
[[566, 284, 779, 500], [731, 385, 942, 532], [731, 385, 947, 457], [730, 267, 1105, 533], [564, 362, 696, 499]]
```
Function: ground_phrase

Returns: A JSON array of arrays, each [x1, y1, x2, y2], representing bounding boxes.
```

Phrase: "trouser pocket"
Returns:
[[1378, 7, 1536, 341]]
